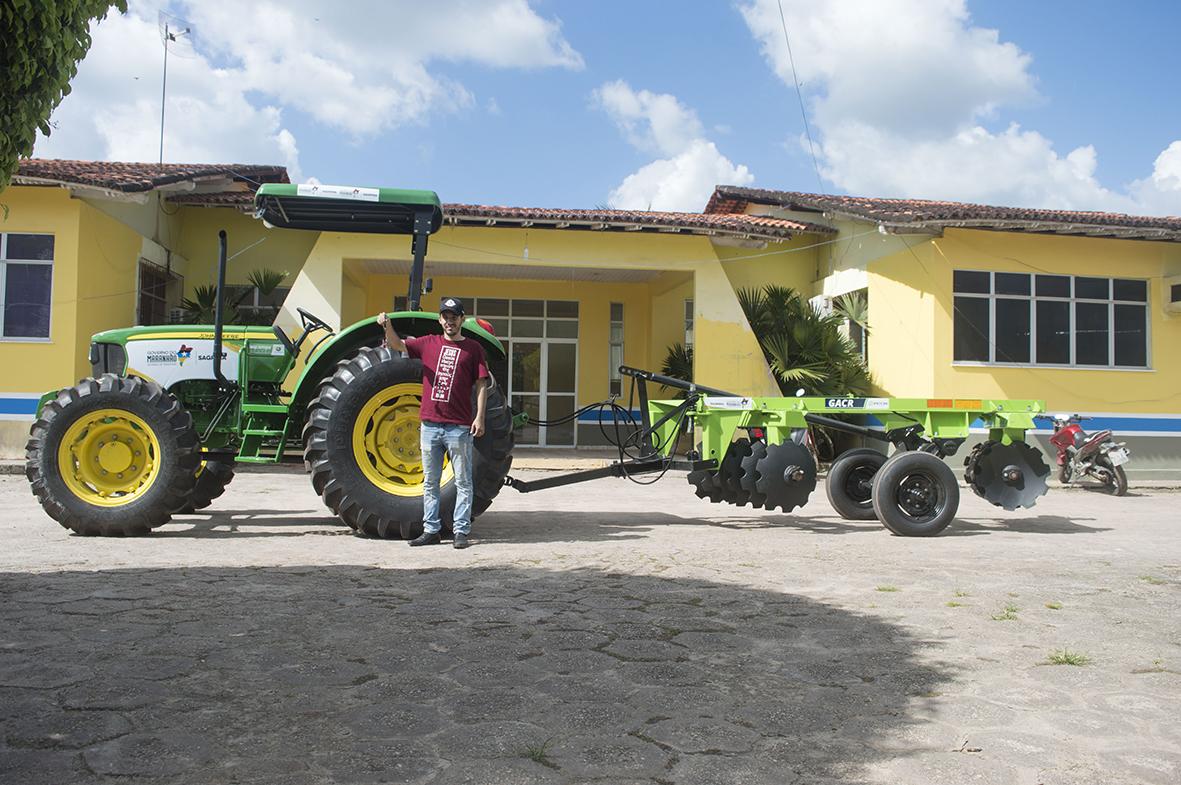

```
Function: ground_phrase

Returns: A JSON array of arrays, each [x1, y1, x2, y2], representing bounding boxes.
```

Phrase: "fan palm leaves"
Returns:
[[737, 284, 872, 396], [660, 342, 694, 398]]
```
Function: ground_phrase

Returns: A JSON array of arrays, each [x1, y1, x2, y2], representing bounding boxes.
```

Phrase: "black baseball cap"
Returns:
[[439, 297, 465, 316]]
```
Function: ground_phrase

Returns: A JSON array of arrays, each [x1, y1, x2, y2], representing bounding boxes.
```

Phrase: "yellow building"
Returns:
[[3, 161, 1180, 477], [706, 187, 1181, 479]]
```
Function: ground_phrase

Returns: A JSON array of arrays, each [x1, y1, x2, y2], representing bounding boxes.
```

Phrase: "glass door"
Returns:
[[511, 341, 542, 445]]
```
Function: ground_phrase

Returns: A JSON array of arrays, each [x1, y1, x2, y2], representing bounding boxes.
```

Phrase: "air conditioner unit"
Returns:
[[168, 308, 190, 323], [1166, 274, 1181, 315]]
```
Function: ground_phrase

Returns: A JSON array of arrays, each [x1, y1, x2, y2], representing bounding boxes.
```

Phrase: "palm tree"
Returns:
[[737, 285, 872, 396], [659, 342, 694, 398]]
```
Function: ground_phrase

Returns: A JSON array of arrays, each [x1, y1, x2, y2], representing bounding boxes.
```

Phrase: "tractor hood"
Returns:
[[253, 183, 443, 234]]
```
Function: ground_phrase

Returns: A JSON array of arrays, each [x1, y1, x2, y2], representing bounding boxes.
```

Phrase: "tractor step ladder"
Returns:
[[236, 404, 291, 463]]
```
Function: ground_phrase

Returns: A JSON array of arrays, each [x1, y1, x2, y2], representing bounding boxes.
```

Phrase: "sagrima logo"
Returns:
[[177, 344, 193, 366]]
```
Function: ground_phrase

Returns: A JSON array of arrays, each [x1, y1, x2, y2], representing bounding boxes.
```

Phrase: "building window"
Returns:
[[684, 299, 694, 348], [223, 283, 291, 325], [952, 270, 1148, 368], [138, 261, 182, 326], [609, 302, 624, 396], [0, 233, 54, 339]]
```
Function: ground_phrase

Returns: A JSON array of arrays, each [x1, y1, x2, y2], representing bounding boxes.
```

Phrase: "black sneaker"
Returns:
[[409, 532, 441, 547], [453, 533, 471, 550]]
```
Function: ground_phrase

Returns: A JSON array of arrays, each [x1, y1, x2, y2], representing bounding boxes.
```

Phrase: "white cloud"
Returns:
[[33, 0, 582, 172], [739, 0, 1181, 215], [594, 81, 753, 211]]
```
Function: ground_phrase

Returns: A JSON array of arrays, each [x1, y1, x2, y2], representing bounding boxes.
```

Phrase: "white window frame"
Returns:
[[684, 298, 694, 348], [0, 232, 55, 342], [952, 270, 1151, 370], [609, 302, 624, 396]]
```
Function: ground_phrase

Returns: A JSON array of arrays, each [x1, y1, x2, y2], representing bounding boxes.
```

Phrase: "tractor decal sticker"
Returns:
[[702, 396, 753, 410], [823, 397, 890, 410], [124, 339, 240, 388], [432, 344, 460, 402]]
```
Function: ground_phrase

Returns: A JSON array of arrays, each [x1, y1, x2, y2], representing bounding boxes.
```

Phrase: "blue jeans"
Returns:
[[420, 421, 474, 535]]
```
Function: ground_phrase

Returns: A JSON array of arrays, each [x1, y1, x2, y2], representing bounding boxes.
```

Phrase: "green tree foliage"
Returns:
[[737, 284, 872, 396], [180, 268, 288, 325], [0, 0, 127, 188], [659, 342, 693, 398]]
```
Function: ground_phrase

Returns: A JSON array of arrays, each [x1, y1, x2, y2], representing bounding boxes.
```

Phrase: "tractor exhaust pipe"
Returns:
[[213, 230, 228, 386]]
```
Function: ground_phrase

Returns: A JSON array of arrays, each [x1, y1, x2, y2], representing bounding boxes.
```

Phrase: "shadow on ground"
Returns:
[[0, 565, 949, 784], [152, 508, 1108, 544]]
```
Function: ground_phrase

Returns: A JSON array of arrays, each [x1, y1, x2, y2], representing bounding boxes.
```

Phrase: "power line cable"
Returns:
[[777, 0, 824, 193]]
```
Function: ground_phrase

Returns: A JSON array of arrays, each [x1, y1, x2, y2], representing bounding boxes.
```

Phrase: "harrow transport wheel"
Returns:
[[753, 441, 817, 513], [25, 374, 200, 536], [303, 346, 513, 539], [871, 451, 959, 537], [179, 458, 235, 513], [826, 449, 887, 520]]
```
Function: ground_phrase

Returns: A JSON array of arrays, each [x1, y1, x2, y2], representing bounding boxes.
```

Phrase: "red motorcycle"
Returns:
[[1042, 414, 1130, 496]]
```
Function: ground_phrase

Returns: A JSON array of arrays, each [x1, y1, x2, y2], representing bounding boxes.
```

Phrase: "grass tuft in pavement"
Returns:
[[1046, 649, 1091, 666]]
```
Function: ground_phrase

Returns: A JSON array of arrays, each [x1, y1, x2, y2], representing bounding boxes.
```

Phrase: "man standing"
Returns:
[[377, 297, 488, 549]]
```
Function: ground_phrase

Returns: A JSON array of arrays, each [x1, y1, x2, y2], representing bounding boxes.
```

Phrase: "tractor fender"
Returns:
[[288, 312, 507, 418]]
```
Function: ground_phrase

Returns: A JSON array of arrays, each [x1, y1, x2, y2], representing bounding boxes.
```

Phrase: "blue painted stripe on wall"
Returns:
[[0, 398, 39, 416], [838, 413, 1181, 435], [577, 409, 644, 423]]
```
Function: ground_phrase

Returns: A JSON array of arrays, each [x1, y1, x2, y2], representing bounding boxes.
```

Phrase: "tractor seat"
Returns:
[[272, 325, 296, 355]]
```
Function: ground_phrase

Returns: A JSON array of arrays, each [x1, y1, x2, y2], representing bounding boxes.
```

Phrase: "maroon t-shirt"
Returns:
[[404, 334, 490, 425]]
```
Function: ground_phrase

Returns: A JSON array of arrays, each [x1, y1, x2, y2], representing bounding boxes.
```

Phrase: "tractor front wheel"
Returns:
[[25, 375, 200, 535]]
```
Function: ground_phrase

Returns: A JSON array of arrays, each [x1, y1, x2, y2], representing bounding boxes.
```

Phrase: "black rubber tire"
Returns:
[[1096, 457, 1128, 496], [871, 451, 959, 537], [25, 374, 200, 536], [303, 346, 513, 539], [826, 449, 887, 520], [178, 459, 235, 513]]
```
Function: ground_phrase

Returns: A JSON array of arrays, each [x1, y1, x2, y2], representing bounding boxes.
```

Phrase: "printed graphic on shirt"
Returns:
[[432, 344, 461, 402]]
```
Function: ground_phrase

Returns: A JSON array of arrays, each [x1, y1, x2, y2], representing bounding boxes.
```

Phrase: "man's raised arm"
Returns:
[[376, 313, 406, 352]]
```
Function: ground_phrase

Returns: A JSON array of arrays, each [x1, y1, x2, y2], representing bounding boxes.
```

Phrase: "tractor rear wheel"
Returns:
[[303, 347, 513, 539], [25, 374, 200, 536], [179, 458, 236, 513]]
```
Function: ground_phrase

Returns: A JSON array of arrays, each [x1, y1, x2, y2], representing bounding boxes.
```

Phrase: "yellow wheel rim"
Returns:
[[352, 383, 453, 497], [56, 408, 162, 507]]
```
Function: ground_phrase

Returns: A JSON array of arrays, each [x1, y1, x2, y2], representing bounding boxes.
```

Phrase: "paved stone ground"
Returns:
[[1, 469, 1179, 784]]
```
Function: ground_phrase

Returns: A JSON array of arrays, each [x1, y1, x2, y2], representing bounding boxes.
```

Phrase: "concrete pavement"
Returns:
[[1, 469, 1179, 784]]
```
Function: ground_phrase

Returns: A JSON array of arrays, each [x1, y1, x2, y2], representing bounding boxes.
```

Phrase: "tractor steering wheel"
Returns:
[[297, 307, 332, 333]]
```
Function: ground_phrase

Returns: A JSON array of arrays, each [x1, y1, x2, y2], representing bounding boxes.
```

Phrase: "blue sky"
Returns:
[[33, 1, 1181, 215]]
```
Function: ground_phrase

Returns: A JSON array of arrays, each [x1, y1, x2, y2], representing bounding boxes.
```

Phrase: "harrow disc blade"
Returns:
[[719, 438, 754, 506], [964, 441, 1050, 511], [754, 441, 817, 514], [739, 441, 769, 508], [687, 468, 726, 503]]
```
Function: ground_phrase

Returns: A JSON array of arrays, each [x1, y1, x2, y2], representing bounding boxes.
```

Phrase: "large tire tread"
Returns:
[[25, 374, 200, 536]]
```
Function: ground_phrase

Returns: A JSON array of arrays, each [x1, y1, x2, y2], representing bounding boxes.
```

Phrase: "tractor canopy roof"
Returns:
[[254, 183, 443, 235]]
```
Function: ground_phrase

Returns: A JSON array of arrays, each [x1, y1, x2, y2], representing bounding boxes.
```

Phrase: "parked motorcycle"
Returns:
[[1040, 414, 1130, 496]]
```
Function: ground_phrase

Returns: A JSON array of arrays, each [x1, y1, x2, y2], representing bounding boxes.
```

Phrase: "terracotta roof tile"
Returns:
[[445, 203, 833, 240], [707, 186, 1181, 241], [14, 158, 287, 193]]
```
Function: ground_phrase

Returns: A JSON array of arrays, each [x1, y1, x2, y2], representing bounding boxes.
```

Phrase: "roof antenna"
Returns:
[[157, 11, 196, 165]]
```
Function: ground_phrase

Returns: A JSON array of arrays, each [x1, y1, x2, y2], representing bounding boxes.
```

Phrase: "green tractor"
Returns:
[[25, 185, 514, 537]]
